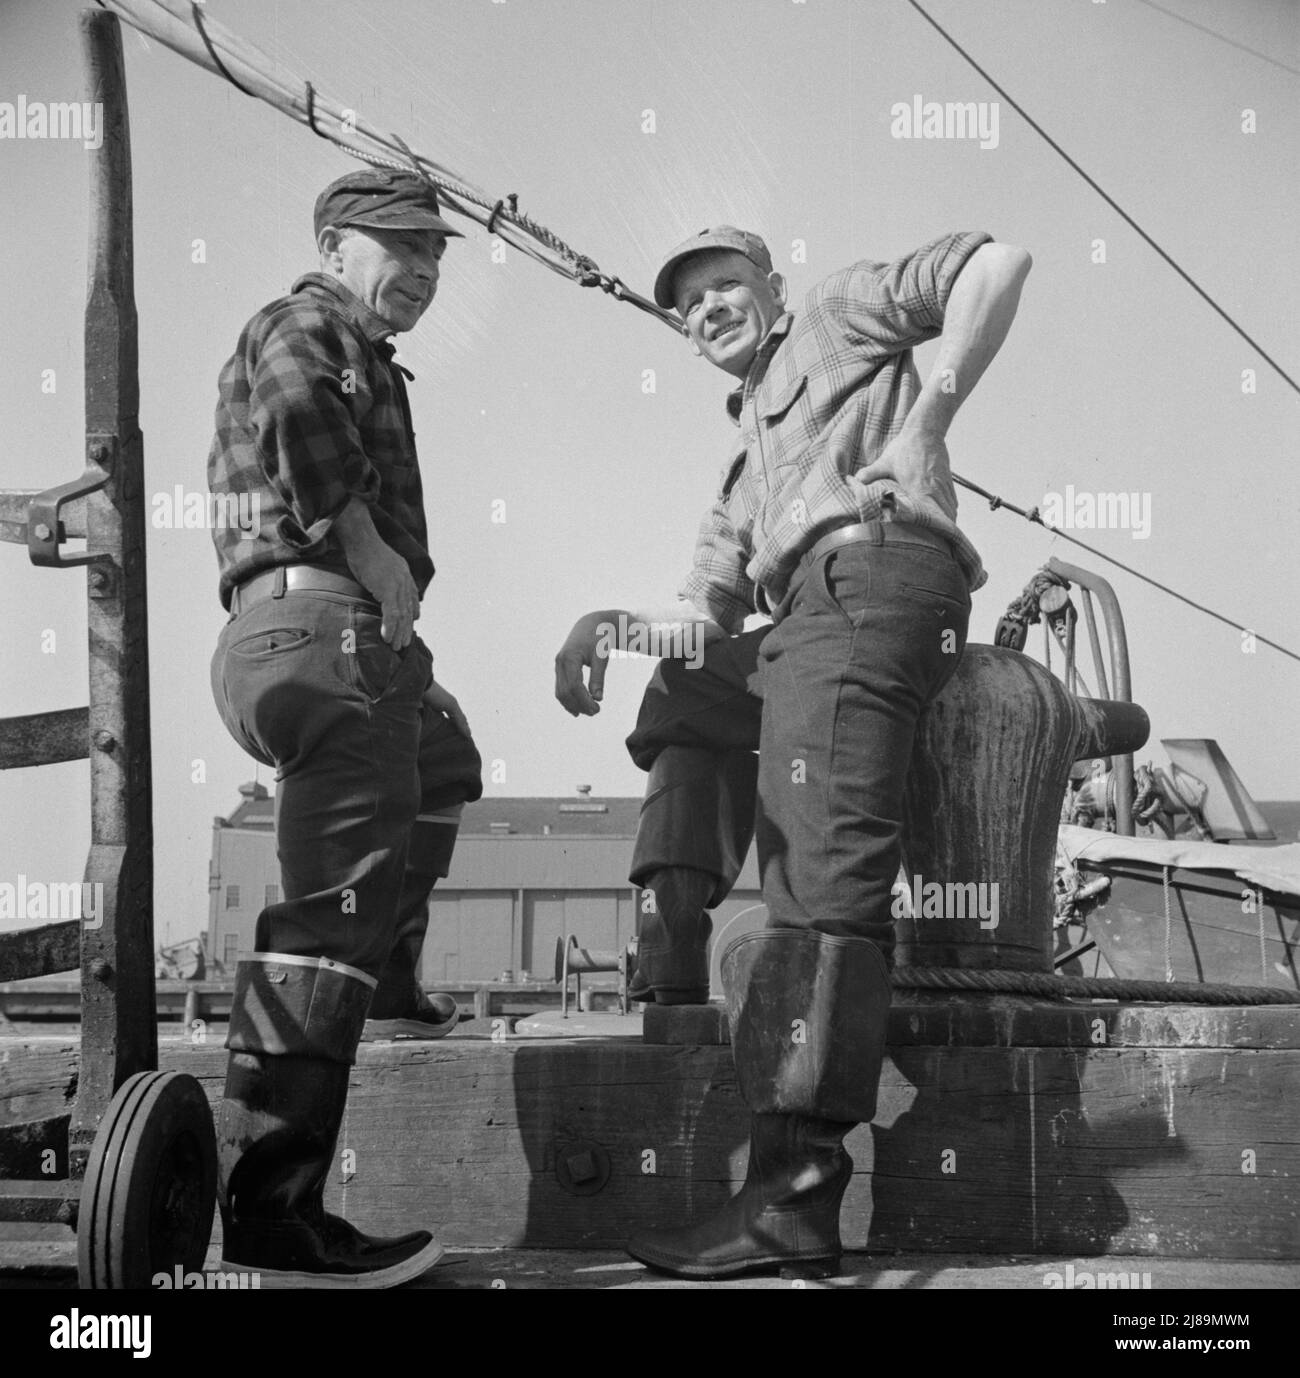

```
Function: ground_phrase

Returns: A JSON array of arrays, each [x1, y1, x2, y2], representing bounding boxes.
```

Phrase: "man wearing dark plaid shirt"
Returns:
[[555, 226, 1031, 1279], [207, 169, 482, 1288]]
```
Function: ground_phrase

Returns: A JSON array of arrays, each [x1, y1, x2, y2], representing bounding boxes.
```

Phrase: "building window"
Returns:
[[225, 884, 240, 910], [265, 884, 279, 907], [223, 935, 239, 967]]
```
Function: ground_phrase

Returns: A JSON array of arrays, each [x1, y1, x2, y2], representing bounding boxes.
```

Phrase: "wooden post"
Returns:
[[69, 8, 156, 1175]]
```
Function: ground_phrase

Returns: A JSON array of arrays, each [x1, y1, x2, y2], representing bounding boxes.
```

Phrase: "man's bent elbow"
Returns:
[[983, 241, 1032, 283]]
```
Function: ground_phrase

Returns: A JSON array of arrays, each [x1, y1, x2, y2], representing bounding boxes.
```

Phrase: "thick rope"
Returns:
[[893, 966, 1300, 1005], [100, 0, 682, 330]]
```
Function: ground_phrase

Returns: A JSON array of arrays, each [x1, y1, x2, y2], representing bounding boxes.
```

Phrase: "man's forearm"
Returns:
[[907, 242, 1032, 437], [585, 599, 726, 654], [331, 495, 387, 563]]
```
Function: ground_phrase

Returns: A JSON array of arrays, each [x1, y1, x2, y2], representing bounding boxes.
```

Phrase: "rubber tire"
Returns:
[[77, 1070, 217, 1289]]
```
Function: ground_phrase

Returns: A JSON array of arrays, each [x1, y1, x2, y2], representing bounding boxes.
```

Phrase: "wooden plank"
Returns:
[[150, 1034, 1298, 1259], [647, 997, 1300, 1051], [0, 923, 81, 983], [0, 708, 90, 770], [0, 1039, 80, 1127], [6, 1014, 1297, 1258], [0, 1180, 79, 1225], [0, 1115, 70, 1178]]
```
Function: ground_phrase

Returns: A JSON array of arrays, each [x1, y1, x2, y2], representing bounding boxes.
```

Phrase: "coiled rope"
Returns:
[[893, 966, 1299, 1005]]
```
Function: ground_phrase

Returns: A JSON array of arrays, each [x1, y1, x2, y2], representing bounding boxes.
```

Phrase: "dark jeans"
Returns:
[[211, 589, 482, 981], [627, 535, 970, 957]]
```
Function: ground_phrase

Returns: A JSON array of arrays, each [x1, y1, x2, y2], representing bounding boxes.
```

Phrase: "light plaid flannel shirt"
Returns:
[[680, 231, 992, 632], [208, 272, 434, 610]]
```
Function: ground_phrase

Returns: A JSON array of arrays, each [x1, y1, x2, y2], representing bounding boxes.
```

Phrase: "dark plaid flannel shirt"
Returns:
[[680, 231, 993, 632], [208, 272, 434, 610]]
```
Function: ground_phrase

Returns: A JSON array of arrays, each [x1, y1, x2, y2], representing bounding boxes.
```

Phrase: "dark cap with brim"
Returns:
[[654, 226, 773, 309], [314, 168, 462, 240]]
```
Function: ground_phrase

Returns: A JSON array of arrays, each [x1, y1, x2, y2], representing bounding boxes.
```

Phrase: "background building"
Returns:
[[208, 782, 762, 985]]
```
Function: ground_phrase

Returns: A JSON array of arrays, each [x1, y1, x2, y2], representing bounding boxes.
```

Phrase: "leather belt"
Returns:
[[229, 565, 375, 614], [777, 519, 955, 617]]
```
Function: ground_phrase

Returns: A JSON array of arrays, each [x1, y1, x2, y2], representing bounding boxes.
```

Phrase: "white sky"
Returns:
[[1, 0, 1297, 942]]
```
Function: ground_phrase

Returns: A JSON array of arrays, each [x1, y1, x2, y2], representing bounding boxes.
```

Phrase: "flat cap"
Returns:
[[314, 168, 462, 240], [653, 226, 773, 309]]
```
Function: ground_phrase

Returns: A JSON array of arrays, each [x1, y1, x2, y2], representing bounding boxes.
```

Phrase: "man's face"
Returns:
[[320, 224, 447, 333], [673, 251, 786, 379]]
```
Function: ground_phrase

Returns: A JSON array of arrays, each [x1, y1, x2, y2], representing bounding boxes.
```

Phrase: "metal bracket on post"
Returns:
[[26, 434, 114, 570]]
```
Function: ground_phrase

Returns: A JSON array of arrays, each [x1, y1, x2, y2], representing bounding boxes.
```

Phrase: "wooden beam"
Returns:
[[0, 1115, 70, 1178], [0, 1180, 79, 1226], [0, 708, 89, 770], [6, 1002, 1300, 1258], [70, 7, 157, 1174], [0, 922, 81, 983]]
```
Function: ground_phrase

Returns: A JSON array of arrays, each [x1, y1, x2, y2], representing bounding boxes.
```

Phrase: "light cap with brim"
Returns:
[[314, 168, 462, 240], [654, 226, 773, 310]]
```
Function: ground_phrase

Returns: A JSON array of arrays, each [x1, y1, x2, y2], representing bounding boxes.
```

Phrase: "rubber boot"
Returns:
[[627, 747, 758, 1004], [626, 1112, 853, 1279], [627, 867, 714, 1005], [218, 1053, 439, 1287], [218, 952, 443, 1288], [365, 812, 462, 1039], [626, 929, 891, 1279]]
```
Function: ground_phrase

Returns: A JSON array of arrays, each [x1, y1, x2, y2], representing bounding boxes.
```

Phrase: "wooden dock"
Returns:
[[6, 994, 1297, 1261]]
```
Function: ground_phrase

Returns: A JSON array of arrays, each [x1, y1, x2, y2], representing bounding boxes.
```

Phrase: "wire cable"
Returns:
[[954, 474, 1300, 665], [905, 0, 1299, 397], [1132, 0, 1300, 79]]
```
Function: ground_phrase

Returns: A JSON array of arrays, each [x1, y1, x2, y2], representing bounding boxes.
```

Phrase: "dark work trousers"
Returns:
[[626, 535, 971, 958], [211, 589, 483, 984]]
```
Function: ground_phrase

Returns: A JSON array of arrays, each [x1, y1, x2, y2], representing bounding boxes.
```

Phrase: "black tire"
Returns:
[[77, 1070, 217, 1289]]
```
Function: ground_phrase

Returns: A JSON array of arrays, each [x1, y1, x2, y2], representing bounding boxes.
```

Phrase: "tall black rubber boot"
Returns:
[[625, 1112, 854, 1279], [218, 953, 442, 1288], [626, 929, 891, 1279]]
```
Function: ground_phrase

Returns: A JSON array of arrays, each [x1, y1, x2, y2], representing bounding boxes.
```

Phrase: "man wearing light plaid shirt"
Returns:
[[555, 226, 1031, 1278]]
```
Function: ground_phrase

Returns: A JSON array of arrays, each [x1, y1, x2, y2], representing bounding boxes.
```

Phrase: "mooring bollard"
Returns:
[[898, 644, 1149, 972]]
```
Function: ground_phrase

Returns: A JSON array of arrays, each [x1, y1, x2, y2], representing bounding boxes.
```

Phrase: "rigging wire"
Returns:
[[1131, 0, 1300, 79], [905, 0, 1299, 398], [954, 474, 1300, 665]]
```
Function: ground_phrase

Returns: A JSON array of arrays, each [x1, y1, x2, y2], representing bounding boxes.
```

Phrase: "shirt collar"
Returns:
[[292, 271, 395, 346], [725, 311, 794, 424]]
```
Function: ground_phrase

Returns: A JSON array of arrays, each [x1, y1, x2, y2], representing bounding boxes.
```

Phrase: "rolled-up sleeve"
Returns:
[[249, 305, 382, 553], [818, 230, 993, 356], [680, 496, 755, 634]]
